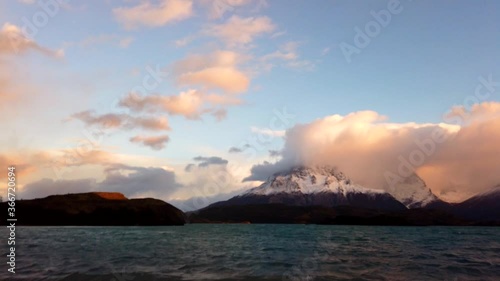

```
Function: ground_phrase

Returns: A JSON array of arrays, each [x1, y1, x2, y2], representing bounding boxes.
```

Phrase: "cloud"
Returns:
[[173, 51, 250, 94], [0, 154, 38, 180], [21, 178, 97, 199], [101, 165, 182, 198], [71, 110, 170, 131], [260, 42, 315, 71], [130, 135, 170, 150], [0, 23, 63, 57], [21, 165, 182, 200], [261, 42, 298, 61], [0, 23, 62, 114], [251, 126, 285, 137], [203, 15, 275, 47], [185, 156, 229, 171], [113, 0, 193, 29], [229, 147, 243, 153], [119, 90, 240, 120], [173, 160, 249, 210], [194, 156, 229, 167], [170, 188, 244, 211], [178, 66, 249, 94], [173, 35, 194, 47], [119, 90, 205, 119], [228, 143, 251, 153], [199, 0, 253, 19], [55, 149, 116, 167], [211, 108, 227, 121], [0, 149, 116, 189], [184, 163, 196, 172], [244, 102, 500, 202], [133, 116, 171, 131], [268, 149, 281, 157]]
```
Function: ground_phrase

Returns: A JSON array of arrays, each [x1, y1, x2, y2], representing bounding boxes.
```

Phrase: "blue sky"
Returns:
[[1, 0, 499, 204]]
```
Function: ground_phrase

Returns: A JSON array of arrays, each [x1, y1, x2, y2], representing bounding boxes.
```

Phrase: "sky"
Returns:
[[0, 0, 499, 210]]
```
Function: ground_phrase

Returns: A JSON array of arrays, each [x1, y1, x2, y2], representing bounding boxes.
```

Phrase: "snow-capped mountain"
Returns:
[[385, 173, 442, 209], [244, 165, 383, 196], [210, 166, 406, 211]]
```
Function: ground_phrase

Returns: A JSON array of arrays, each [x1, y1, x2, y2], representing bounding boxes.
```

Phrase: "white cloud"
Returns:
[[260, 42, 315, 71], [251, 126, 285, 137]]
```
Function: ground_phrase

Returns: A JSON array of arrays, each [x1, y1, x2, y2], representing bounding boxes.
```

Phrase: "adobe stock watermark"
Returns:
[[384, 74, 498, 188], [9, 0, 70, 54], [339, 0, 405, 64]]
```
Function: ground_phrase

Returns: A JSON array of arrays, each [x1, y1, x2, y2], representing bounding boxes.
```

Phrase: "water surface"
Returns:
[[1, 225, 499, 280]]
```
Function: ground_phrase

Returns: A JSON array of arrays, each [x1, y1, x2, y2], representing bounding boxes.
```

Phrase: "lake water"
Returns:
[[1, 225, 499, 280]]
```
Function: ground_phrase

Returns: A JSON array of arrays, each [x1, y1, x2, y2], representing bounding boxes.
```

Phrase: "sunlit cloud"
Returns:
[[119, 90, 240, 120], [203, 15, 275, 47], [173, 50, 250, 94], [71, 111, 171, 131], [0, 23, 63, 57], [130, 135, 170, 151], [245, 102, 500, 202], [113, 0, 193, 29]]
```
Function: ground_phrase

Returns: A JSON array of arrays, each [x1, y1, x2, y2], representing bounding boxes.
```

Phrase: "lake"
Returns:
[[1, 225, 499, 280]]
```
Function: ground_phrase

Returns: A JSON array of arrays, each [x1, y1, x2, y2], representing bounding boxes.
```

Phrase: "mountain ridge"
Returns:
[[212, 165, 406, 211], [191, 165, 499, 225]]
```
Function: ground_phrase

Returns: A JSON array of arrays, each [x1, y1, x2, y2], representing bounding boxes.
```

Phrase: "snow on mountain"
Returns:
[[243, 165, 385, 197], [385, 173, 441, 209], [209, 166, 407, 211]]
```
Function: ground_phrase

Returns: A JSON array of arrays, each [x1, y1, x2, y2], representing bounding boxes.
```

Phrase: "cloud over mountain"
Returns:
[[245, 102, 500, 202]]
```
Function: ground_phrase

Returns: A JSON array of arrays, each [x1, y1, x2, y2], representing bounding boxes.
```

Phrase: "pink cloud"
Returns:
[[130, 135, 170, 151], [246, 102, 500, 202], [173, 51, 250, 94], [203, 15, 275, 47], [113, 0, 193, 29], [71, 111, 170, 131]]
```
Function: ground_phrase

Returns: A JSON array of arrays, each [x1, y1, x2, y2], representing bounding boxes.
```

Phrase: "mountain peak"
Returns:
[[244, 165, 383, 196], [214, 165, 406, 211], [274, 165, 347, 181], [386, 173, 440, 209]]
